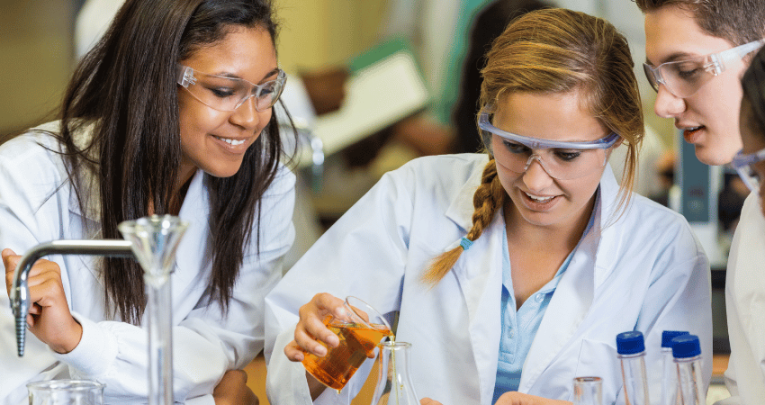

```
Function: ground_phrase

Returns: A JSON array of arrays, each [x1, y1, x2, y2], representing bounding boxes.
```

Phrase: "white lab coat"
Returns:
[[717, 192, 765, 405], [0, 122, 295, 404], [264, 153, 712, 405]]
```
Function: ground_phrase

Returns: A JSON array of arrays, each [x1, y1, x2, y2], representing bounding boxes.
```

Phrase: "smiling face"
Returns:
[[177, 25, 278, 184], [644, 5, 747, 166], [492, 91, 612, 232]]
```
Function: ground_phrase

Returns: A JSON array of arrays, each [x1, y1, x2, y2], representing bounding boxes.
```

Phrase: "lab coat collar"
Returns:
[[450, 208, 505, 404], [171, 169, 212, 314], [444, 156, 487, 233], [55, 120, 102, 223]]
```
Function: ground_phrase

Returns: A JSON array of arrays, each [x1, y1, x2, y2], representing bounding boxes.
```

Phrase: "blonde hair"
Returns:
[[423, 8, 644, 286]]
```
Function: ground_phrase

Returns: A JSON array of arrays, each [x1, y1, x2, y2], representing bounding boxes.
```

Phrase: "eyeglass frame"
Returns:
[[643, 39, 765, 98], [176, 64, 287, 112], [478, 111, 621, 150], [731, 148, 765, 191]]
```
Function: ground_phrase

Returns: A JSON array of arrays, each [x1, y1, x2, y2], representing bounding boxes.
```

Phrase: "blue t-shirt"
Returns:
[[492, 205, 597, 403]]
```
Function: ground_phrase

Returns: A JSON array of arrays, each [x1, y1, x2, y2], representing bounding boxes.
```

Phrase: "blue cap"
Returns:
[[671, 335, 701, 359], [662, 331, 689, 348], [616, 331, 645, 355]]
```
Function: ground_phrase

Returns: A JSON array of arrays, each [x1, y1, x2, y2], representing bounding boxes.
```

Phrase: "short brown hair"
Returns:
[[634, 0, 765, 46]]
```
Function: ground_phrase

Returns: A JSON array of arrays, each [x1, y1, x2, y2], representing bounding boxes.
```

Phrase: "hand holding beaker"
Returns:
[[3, 248, 82, 354], [285, 292, 347, 360], [286, 294, 393, 392]]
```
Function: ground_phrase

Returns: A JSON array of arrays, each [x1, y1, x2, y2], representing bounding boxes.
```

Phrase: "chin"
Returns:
[[695, 146, 735, 166], [205, 164, 245, 179]]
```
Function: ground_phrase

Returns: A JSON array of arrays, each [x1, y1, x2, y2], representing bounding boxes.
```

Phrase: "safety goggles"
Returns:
[[643, 39, 765, 98], [177, 64, 286, 112], [731, 148, 765, 191], [478, 111, 620, 180]]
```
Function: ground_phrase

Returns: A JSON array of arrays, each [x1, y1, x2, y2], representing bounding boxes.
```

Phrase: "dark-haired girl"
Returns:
[[0, 0, 294, 403]]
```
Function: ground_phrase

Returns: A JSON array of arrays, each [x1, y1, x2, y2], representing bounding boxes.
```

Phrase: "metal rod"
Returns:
[[9, 240, 134, 356]]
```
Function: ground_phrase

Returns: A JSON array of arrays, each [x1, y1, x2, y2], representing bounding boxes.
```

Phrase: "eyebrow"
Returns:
[[210, 67, 280, 83], [645, 51, 702, 66]]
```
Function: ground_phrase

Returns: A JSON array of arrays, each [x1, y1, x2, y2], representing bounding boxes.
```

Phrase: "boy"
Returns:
[[635, 1, 765, 403]]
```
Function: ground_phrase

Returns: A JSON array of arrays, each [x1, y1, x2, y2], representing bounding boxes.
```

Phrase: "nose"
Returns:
[[522, 156, 555, 191], [653, 85, 686, 119], [229, 95, 263, 130]]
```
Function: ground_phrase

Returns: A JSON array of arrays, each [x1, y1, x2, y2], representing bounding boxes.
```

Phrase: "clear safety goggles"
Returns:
[[177, 64, 286, 112], [643, 39, 765, 98], [731, 148, 765, 191], [478, 111, 620, 180]]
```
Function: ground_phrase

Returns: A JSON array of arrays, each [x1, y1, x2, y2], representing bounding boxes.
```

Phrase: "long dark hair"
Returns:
[[58, 0, 285, 324]]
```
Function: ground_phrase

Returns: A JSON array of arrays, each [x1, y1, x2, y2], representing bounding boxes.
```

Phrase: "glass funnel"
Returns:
[[118, 215, 188, 405], [370, 341, 419, 405]]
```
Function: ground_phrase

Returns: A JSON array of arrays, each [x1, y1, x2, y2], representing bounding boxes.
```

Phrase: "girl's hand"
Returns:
[[212, 369, 257, 405], [420, 398, 443, 405], [3, 248, 82, 354], [496, 392, 571, 405], [283, 292, 347, 361]]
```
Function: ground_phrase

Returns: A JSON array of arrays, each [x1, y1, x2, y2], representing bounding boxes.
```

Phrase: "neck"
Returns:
[[504, 196, 596, 252]]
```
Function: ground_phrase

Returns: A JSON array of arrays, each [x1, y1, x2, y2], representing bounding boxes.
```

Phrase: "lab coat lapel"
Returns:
[[172, 170, 211, 320], [446, 163, 504, 405], [518, 166, 619, 392]]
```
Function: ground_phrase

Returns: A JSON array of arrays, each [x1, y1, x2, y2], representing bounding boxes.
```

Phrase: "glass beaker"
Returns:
[[302, 296, 393, 392], [370, 341, 419, 405], [573, 376, 603, 405], [27, 380, 104, 405]]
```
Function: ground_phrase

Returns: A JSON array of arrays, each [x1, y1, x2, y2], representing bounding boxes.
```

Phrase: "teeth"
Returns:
[[215, 135, 245, 146], [526, 192, 554, 202]]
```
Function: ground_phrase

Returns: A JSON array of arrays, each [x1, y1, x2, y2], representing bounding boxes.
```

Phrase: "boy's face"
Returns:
[[645, 5, 747, 166]]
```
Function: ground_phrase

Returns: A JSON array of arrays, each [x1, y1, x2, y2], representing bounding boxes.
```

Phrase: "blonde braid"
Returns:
[[421, 160, 506, 286]]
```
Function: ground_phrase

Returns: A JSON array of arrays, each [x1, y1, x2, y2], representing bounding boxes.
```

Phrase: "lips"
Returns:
[[681, 126, 704, 144], [521, 190, 559, 210], [213, 135, 246, 146]]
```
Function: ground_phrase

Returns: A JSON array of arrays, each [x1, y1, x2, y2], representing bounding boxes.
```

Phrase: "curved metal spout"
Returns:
[[9, 240, 134, 357]]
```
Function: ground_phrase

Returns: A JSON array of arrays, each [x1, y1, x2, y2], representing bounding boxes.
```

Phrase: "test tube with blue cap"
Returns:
[[617, 331, 650, 405], [672, 334, 705, 405], [662, 331, 689, 405]]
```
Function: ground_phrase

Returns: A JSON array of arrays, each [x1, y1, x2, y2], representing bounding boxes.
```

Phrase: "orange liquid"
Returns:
[[303, 316, 394, 391]]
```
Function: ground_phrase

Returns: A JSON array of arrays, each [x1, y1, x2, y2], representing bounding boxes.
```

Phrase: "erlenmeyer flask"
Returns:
[[370, 341, 419, 405]]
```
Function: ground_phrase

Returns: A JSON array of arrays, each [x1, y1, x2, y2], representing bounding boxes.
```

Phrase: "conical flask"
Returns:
[[370, 341, 419, 405], [118, 215, 188, 405]]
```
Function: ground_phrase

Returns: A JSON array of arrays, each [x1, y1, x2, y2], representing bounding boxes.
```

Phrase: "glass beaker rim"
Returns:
[[574, 376, 602, 383], [380, 341, 410, 349], [27, 379, 105, 391], [344, 296, 392, 331]]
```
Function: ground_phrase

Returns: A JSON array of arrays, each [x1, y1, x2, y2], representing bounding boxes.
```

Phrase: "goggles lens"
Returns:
[[177, 65, 286, 112], [731, 149, 765, 191], [478, 112, 619, 180], [644, 39, 765, 98]]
